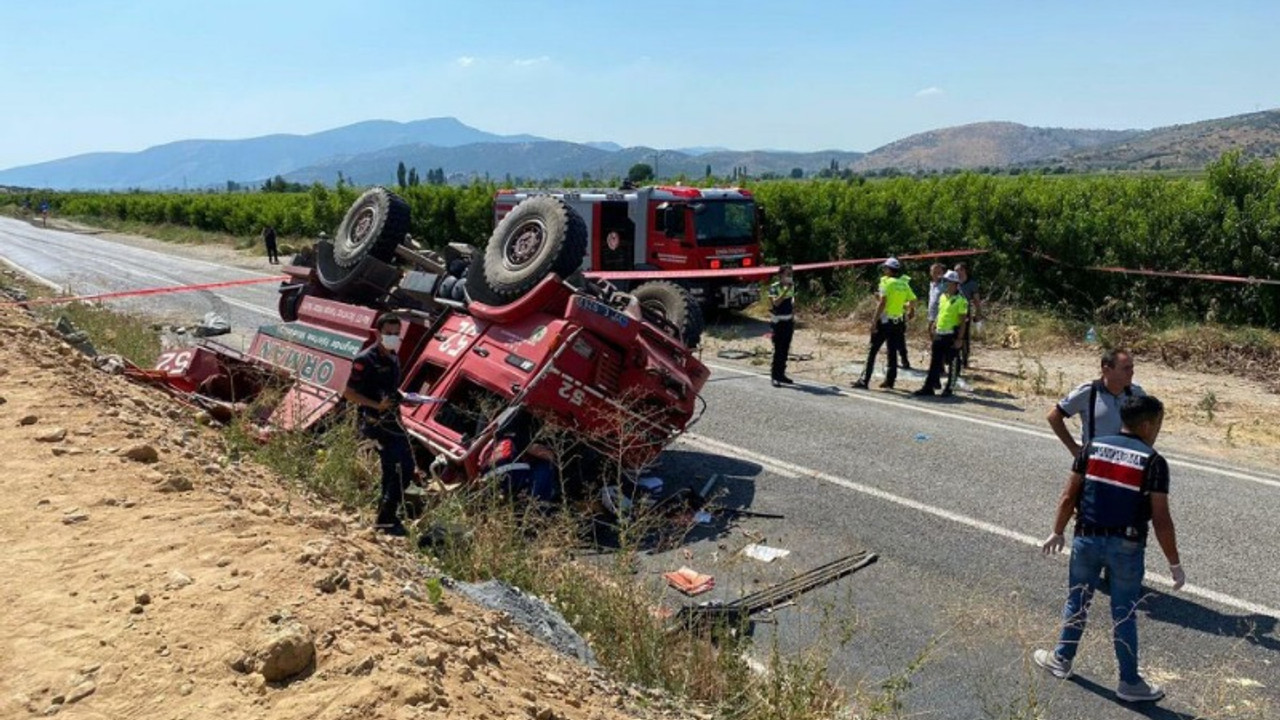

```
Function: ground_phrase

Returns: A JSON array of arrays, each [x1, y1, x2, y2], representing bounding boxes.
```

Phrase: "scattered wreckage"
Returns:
[[136, 187, 712, 487]]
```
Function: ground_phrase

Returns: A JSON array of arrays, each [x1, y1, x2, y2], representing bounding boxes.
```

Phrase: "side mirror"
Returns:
[[662, 206, 678, 237], [493, 405, 523, 436]]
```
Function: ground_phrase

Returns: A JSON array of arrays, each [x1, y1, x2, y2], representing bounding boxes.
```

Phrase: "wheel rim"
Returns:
[[503, 220, 546, 271], [336, 205, 378, 264]]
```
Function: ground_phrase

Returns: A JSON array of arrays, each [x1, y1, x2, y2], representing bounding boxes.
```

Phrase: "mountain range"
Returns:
[[2, 110, 1278, 191]]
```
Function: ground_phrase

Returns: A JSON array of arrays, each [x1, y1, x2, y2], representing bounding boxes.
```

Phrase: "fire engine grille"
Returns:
[[594, 345, 623, 394]]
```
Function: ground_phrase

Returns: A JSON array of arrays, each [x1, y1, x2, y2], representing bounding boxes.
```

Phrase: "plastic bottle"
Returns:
[[1085, 326, 1098, 345]]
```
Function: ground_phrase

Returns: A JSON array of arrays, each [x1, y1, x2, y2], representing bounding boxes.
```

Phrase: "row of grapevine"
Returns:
[[12, 152, 1279, 327], [748, 153, 1280, 327]]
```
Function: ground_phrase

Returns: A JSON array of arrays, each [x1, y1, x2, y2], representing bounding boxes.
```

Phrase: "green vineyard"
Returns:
[[11, 151, 1280, 328]]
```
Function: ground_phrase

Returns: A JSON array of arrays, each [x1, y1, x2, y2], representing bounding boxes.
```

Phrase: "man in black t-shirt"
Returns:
[[342, 313, 415, 535], [262, 225, 279, 264], [768, 265, 796, 387], [1035, 395, 1185, 704]]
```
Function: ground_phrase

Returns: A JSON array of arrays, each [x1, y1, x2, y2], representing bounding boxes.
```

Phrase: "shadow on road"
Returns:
[[775, 381, 845, 396], [909, 392, 1026, 413], [1140, 589, 1280, 653], [1065, 675, 1199, 720]]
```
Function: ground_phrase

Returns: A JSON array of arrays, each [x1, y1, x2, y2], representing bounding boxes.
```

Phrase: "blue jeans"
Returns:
[[1054, 535, 1146, 683]]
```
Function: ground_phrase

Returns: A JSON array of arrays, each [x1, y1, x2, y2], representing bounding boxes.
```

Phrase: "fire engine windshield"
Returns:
[[692, 201, 755, 247]]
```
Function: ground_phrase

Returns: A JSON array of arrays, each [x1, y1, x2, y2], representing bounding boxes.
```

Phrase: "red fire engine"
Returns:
[[494, 186, 763, 311]]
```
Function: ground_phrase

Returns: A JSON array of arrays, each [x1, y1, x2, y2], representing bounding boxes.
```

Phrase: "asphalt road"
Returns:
[[0, 216, 280, 350], [3, 217, 1278, 719]]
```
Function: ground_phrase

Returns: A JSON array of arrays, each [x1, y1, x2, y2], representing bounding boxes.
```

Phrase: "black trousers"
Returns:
[[265, 241, 279, 264], [862, 319, 906, 386], [960, 318, 972, 368], [771, 319, 794, 380], [368, 430, 415, 526], [923, 334, 961, 393]]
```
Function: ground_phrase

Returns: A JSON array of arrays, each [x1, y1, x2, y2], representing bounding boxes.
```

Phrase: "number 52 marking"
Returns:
[[558, 378, 586, 407]]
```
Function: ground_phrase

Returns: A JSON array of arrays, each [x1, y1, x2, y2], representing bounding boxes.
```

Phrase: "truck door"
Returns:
[[599, 200, 634, 271]]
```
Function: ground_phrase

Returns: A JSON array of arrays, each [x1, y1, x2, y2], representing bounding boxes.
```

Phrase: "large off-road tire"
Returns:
[[467, 196, 587, 306], [632, 280, 704, 349], [332, 187, 411, 268]]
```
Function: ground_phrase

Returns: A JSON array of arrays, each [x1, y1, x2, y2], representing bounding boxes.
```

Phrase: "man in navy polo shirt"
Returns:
[[1036, 394, 1185, 703]]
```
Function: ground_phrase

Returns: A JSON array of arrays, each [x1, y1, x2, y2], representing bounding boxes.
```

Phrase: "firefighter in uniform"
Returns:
[[768, 265, 796, 388], [342, 313, 416, 536]]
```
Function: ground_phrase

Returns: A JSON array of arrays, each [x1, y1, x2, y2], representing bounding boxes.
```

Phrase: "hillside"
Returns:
[[7, 109, 1280, 191], [851, 122, 1139, 171], [1052, 109, 1280, 170], [285, 143, 866, 184], [0, 118, 547, 191]]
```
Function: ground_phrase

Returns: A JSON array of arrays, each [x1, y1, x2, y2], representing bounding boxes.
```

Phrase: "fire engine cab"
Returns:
[[494, 186, 763, 311]]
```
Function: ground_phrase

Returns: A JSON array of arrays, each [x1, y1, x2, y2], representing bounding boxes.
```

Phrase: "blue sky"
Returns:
[[2, 0, 1276, 169]]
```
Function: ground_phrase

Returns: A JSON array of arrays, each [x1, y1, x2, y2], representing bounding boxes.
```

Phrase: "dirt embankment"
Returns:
[[0, 304, 676, 719]]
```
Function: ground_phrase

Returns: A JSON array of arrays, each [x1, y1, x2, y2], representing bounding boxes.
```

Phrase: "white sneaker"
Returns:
[[1116, 678, 1165, 702], [1033, 649, 1072, 679]]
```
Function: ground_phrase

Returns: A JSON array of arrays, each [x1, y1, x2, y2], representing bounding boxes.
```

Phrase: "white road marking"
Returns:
[[680, 431, 1280, 621], [705, 361, 1280, 490], [0, 254, 62, 291]]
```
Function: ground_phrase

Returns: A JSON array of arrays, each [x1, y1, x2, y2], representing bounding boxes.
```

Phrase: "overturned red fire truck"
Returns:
[[146, 187, 711, 485]]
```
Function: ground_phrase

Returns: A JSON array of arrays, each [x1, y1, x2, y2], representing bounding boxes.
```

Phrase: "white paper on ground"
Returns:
[[742, 543, 791, 562]]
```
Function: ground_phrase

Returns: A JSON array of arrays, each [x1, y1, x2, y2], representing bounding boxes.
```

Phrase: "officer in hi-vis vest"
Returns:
[[768, 265, 796, 388]]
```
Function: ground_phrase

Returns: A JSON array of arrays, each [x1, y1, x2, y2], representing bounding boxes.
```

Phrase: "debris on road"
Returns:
[[191, 311, 231, 338], [741, 543, 791, 563], [664, 567, 715, 596], [675, 551, 879, 631]]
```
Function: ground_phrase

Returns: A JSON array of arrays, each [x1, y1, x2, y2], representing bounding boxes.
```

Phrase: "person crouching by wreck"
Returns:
[[343, 313, 416, 536], [914, 270, 967, 397]]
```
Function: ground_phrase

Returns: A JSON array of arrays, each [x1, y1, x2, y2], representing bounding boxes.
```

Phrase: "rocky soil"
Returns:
[[0, 301, 683, 720]]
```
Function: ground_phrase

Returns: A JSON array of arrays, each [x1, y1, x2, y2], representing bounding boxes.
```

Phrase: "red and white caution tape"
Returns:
[[6, 275, 289, 307], [585, 248, 990, 282], [1025, 249, 1280, 286]]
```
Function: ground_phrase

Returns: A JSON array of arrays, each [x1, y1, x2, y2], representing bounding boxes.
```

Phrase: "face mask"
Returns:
[[381, 334, 401, 351]]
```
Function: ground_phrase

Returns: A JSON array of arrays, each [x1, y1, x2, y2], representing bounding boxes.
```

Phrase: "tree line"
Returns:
[[9, 151, 1278, 328]]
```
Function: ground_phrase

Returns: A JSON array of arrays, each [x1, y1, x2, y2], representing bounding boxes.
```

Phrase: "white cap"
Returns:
[[942, 270, 962, 283], [882, 257, 901, 270]]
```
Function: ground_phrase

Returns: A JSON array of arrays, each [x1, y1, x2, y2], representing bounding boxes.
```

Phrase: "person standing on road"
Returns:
[[39, 201, 50, 228], [262, 225, 280, 264], [853, 257, 916, 390], [1048, 348, 1145, 458], [954, 262, 981, 369], [1036, 394, 1184, 704], [915, 270, 967, 397], [896, 271, 915, 370], [342, 313, 416, 536], [926, 262, 946, 341], [768, 264, 796, 388]]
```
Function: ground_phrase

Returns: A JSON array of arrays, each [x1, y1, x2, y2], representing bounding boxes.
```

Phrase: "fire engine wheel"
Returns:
[[632, 280, 704, 349], [277, 249, 316, 322], [468, 196, 587, 305], [332, 187, 411, 268], [278, 284, 307, 322]]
